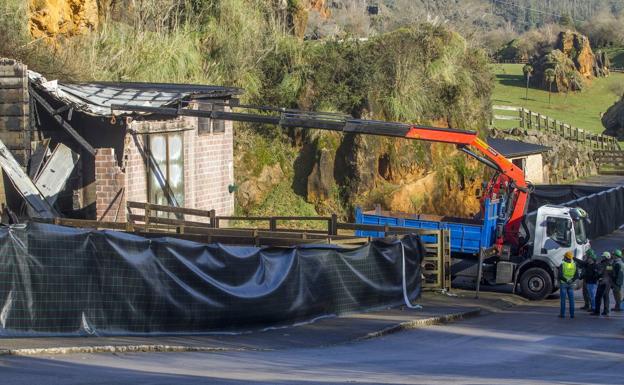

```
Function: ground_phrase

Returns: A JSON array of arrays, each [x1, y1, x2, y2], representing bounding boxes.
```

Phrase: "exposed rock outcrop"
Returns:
[[490, 127, 598, 183], [237, 163, 284, 208], [307, 148, 336, 203], [29, 0, 99, 41], [530, 30, 608, 93], [556, 30, 595, 78], [602, 98, 624, 140]]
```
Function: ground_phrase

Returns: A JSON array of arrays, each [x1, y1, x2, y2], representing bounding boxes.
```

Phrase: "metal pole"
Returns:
[[475, 247, 485, 299]]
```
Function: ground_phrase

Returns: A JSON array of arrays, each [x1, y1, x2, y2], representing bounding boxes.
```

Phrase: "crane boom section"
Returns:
[[405, 126, 529, 245]]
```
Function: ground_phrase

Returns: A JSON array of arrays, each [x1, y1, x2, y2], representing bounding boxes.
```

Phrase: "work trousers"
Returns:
[[560, 282, 575, 318], [613, 285, 622, 311], [586, 283, 597, 312], [595, 282, 611, 315], [582, 280, 590, 308]]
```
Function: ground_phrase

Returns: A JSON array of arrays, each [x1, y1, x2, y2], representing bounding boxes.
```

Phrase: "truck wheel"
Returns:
[[520, 267, 553, 301]]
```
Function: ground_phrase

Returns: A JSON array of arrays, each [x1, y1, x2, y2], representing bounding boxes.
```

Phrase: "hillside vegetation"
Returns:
[[1, 0, 493, 221]]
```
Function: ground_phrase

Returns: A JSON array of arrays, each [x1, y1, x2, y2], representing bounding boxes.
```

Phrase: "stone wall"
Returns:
[[490, 128, 597, 183]]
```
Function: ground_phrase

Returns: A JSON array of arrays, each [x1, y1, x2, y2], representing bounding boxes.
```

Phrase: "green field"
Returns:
[[490, 63, 624, 134]]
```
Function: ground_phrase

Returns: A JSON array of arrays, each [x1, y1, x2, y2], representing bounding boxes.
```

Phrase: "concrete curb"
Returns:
[[0, 345, 252, 357], [0, 308, 482, 356], [352, 308, 482, 342]]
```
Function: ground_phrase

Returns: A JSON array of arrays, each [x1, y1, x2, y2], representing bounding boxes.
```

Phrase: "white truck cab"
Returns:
[[517, 205, 591, 300], [533, 205, 591, 263]]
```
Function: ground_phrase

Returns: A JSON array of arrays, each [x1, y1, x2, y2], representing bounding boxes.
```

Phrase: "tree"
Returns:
[[544, 68, 556, 104], [522, 64, 533, 101]]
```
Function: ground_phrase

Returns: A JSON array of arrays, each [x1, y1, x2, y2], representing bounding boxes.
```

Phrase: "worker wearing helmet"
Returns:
[[611, 249, 624, 312], [592, 251, 616, 317], [558, 251, 579, 319]]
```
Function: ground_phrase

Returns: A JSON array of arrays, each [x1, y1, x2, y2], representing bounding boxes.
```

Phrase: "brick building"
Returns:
[[0, 59, 241, 222]]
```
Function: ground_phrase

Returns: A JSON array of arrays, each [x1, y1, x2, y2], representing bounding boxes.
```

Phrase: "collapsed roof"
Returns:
[[28, 71, 242, 117]]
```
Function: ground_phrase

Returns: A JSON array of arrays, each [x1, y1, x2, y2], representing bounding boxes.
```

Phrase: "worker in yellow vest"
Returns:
[[558, 251, 579, 319]]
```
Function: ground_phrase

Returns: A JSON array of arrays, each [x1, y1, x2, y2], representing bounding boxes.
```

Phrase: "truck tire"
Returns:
[[520, 267, 553, 301]]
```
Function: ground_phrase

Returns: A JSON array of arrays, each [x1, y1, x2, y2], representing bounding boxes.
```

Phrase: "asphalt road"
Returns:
[[1, 298, 623, 385], [1, 232, 623, 385]]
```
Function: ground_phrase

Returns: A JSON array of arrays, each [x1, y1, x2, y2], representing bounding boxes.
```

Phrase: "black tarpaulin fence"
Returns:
[[528, 185, 610, 212], [525, 185, 624, 240], [0, 223, 423, 336]]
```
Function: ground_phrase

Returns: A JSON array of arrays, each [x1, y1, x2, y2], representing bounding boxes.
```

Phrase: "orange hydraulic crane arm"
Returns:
[[109, 102, 531, 245], [405, 126, 527, 188], [404, 126, 531, 245]]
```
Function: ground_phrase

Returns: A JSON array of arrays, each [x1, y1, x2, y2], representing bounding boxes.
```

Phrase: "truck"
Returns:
[[110, 102, 592, 300], [356, 202, 591, 300], [349, 127, 592, 301]]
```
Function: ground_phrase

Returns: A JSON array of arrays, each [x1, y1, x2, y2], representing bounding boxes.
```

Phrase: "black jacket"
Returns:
[[575, 257, 599, 284], [596, 258, 616, 285]]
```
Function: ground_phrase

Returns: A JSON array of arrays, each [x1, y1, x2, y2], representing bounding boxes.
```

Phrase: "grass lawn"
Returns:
[[490, 63, 624, 134]]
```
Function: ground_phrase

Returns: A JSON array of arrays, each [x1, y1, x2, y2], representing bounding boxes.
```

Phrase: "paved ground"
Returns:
[[1, 290, 517, 354], [571, 174, 624, 187], [1, 224, 623, 384], [1, 298, 622, 385]]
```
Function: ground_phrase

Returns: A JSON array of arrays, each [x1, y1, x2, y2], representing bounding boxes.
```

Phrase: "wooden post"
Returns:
[[329, 214, 338, 236], [209, 209, 216, 228], [519, 109, 525, 128], [144, 204, 151, 232], [269, 217, 277, 232], [537, 114, 541, 130]]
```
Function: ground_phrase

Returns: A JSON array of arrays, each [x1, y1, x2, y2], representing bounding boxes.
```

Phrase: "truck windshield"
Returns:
[[574, 220, 588, 244], [546, 217, 571, 247]]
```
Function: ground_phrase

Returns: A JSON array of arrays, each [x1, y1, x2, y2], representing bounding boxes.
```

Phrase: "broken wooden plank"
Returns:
[[0, 139, 56, 218], [29, 87, 96, 156], [35, 143, 80, 206], [29, 138, 50, 180]]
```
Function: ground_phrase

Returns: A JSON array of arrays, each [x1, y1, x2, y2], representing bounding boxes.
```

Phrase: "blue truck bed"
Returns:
[[355, 199, 500, 255]]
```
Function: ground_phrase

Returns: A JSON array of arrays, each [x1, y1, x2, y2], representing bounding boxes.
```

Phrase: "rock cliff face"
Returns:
[[490, 128, 598, 183], [602, 98, 624, 140], [531, 30, 608, 93], [557, 30, 595, 79], [291, 0, 330, 37], [29, 0, 99, 40]]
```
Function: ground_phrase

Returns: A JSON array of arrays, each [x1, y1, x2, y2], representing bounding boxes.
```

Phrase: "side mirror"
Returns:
[[567, 220, 572, 230]]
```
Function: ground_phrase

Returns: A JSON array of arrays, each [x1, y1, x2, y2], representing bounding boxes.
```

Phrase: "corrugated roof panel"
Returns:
[[29, 70, 242, 117]]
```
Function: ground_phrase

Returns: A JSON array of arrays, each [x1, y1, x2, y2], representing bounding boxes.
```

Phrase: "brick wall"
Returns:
[[95, 148, 126, 222], [183, 117, 234, 217], [123, 132, 148, 205], [100, 114, 235, 222]]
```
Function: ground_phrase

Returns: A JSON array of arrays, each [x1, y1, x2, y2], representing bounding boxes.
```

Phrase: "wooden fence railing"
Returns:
[[594, 150, 624, 174], [492, 105, 620, 151], [35, 202, 453, 292]]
